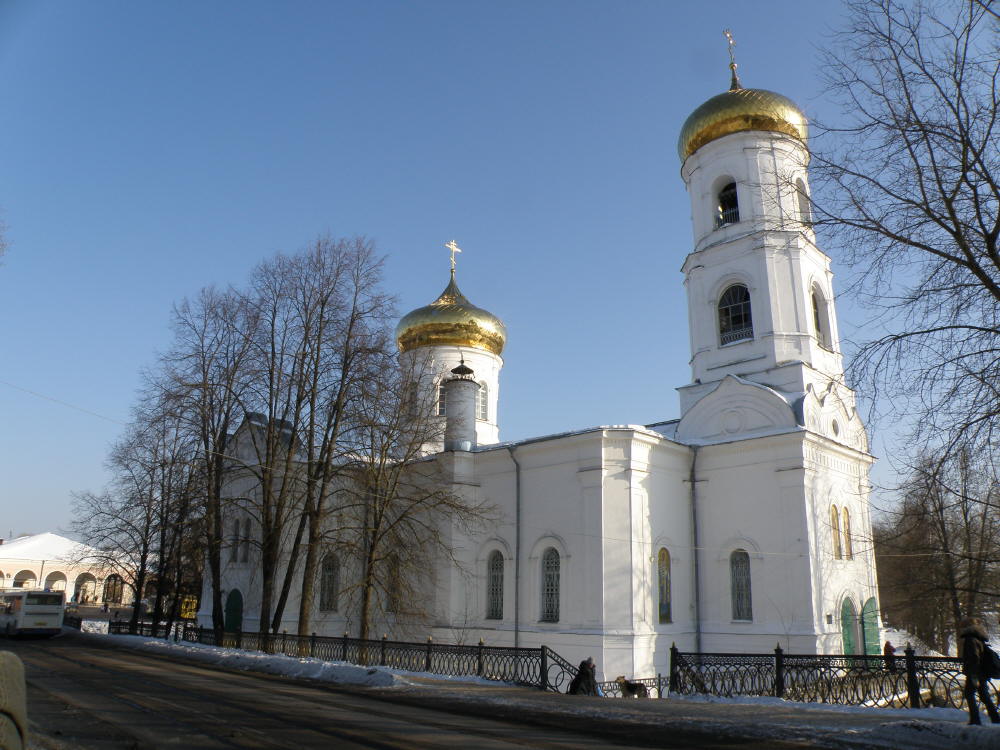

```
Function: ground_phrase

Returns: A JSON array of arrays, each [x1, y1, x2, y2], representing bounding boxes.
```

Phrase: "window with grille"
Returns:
[[718, 285, 753, 344], [486, 550, 503, 619], [540, 548, 560, 622], [319, 554, 340, 612], [241, 518, 251, 563], [842, 508, 853, 559], [229, 519, 239, 562], [657, 548, 672, 624], [437, 383, 447, 416], [716, 182, 740, 227], [477, 382, 488, 421], [730, 549, 753, 621], [831, 505, 842, 559]]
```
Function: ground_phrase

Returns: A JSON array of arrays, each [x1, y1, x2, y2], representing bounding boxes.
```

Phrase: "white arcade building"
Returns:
[[205, 67, 881, 679]]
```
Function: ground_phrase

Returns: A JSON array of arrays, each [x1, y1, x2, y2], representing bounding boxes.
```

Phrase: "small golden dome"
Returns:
[[396, 273, 506, 356], [678, 86, 808, 162]]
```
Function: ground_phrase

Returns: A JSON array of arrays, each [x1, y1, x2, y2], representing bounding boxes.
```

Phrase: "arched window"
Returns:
[[831, 505, 842, 559], [386, 553, 401, 614], [730, 549, 752, 621], [241, 518, 251, 563], [716, 182, 740, 227], [657, 548, 672, 624], [486, 550, 504, 620], [103, 574, 124, 604], [477, 381, 489, 421], [718, 285, 753, 344], [319, 553, 340, 612], [796, 178, 811, 224], [540, 548, 560, 623], [437, 383, 447, 416], [812, 288, 831, 348], [229, 519, 240, 562], [842, 508, 853, 560]]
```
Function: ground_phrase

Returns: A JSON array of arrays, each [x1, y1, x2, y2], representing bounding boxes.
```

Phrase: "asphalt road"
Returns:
[[5, 632, 826, 750]]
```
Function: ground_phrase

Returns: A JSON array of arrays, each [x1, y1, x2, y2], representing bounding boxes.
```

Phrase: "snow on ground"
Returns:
[[66, 623, 1000, 750]]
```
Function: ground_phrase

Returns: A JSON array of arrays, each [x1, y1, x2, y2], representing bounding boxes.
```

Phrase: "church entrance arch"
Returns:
[[840, 598, 859, 654], [224, 590, 243, 633], [860, 598, 880, 655]]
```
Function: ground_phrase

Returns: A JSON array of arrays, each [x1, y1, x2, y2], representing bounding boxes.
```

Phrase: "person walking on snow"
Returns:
[[959, 617, 1000, 725]]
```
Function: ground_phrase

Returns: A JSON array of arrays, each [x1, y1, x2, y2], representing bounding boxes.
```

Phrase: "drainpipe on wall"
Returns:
[[689, 446, 702, 653], [507, 447, 522, 650]]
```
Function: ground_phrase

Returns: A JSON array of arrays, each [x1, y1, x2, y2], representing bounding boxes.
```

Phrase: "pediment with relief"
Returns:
[[676, 375, 798, 443]]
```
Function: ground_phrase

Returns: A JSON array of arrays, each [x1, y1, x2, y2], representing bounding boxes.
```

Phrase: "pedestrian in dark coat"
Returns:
[[960, 617, 1000, 725], [882, 641, 896, 672], [568, 657, 598, 696]]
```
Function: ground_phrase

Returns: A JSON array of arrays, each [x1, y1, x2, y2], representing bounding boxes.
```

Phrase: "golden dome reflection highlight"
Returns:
[[395, 272, 507, 356], [678, 86, 808, 162]]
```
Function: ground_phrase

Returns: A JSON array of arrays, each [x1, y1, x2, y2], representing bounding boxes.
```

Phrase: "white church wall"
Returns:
[[694, 433, 819, 653]]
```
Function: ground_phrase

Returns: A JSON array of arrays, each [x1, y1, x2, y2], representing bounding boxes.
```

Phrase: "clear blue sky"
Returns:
[[1, 1, 873, 537]]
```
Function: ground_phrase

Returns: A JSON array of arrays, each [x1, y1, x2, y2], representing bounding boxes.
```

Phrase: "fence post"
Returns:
[[657, 673, 663, 699], [308, 632, 315, 658], [477, 639, 485, 677], [905, 644, 920, 708], [381, 634, 387, 666], [669, 642, 679, 693], [343, 631, 349, 662], [425, 636, 433, 673], [774, 643, 785, 698], [540, 646, 548, 692], [237, 628, 243, 650]]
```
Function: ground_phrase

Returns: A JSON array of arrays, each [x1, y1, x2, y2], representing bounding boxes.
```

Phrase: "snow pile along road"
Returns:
[[67, 625, 1000, 750]]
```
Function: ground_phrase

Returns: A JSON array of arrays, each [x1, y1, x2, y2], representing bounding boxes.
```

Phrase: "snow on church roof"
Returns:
[[0, 532, 101, 563]]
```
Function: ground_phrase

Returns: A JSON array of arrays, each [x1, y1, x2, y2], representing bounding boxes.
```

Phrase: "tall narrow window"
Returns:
[[657, 548, 672, 624], [796, 178, 811, 224], [477, 382, 489, 421], [437, 383, 447, 416], [386, 553, 401, 614], [831, 505, 842, 559], [730, 549, 752, 621], [241, 518, 251, 563], [486, 550, 503, 619], [716, 182, 740, 227], [540, 548, 560, 623], [319, 553, 339, 612], [842, 508, 853, 560], [719, 285, 753, 344], [229, 520, 239, 562], [812, 289, 831, 348]]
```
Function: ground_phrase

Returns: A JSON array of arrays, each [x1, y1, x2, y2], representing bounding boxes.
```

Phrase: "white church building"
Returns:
[[203, 68, 882, 679]]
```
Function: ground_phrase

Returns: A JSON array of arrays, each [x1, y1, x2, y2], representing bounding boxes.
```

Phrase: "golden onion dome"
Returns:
[[678, 85, 808, 162], [396, 272, 506, 356]]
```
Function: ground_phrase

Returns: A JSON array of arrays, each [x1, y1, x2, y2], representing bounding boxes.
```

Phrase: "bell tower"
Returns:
[[676, 50, 849, 421]]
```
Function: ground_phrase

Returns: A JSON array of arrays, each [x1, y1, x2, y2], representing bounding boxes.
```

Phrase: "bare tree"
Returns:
[[812, 0, 1000, 457], [874, 451, 1000, 652], [337, 350, 495, 641], [160, 287, 255, 639]]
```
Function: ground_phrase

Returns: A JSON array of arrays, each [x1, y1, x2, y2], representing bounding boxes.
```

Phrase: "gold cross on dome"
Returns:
[[723, 29, 741, 90], [445, 240, 462, 272]]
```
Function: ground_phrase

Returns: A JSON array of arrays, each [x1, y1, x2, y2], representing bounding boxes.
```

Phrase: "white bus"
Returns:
[[0, 590, 65, 636]]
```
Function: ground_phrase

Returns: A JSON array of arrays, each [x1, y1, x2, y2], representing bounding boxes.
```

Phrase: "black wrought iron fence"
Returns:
[[107, 621, 574, 692], [669, 643, 996, 712]]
